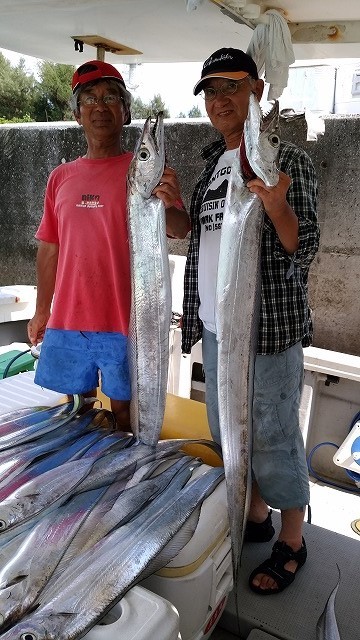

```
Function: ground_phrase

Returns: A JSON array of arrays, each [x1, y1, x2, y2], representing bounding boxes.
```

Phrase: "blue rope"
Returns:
[[344, 412, 360, 482], [307, 440, 360, 494]]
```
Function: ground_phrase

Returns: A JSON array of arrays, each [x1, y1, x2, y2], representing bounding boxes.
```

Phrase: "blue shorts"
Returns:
[[34, 329, 131, 401], [202, 327, 310, 510]]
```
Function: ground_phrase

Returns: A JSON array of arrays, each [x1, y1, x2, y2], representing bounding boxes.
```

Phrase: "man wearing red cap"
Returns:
[[28, 60, 190, 429], [181, 48, 320, 594]]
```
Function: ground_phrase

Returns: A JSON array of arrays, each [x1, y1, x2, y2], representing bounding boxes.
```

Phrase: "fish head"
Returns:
[[128, 111, 165, 198], [0, 611, 76, 640], [0, 507, 16, 532], [0, 618, 47, 640], [0, 494, 41, 532], [244, 94, 280, 187]]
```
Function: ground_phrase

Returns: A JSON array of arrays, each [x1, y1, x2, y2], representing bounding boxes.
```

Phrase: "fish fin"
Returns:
[[2, 573, 28, 588], [18, 492, 41, 500]]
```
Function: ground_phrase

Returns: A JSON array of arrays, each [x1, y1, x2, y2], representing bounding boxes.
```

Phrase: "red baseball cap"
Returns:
[[72, 60, 131, 124], [72, 60, 127, 92]]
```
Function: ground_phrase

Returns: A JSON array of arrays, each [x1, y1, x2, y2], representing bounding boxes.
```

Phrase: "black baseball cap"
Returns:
[[193, 47, 259, 95]]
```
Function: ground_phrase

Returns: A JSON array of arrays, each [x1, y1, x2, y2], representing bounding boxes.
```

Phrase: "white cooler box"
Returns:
[[84, 586, 180, 640], [140, 470, 232, 640], [301, 346, 360, 486]]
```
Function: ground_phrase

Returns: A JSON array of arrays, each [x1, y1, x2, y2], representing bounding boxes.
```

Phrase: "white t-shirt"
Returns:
[[198, 149, 236, 333]]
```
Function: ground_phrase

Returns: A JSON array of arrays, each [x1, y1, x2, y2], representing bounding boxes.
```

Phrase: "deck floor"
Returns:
[[212, 478, 360, 640]]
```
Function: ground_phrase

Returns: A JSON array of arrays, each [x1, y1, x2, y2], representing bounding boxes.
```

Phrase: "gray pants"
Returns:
[[202, 327, 310, 510]]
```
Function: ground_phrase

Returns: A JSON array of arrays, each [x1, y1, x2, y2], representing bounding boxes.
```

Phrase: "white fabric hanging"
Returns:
[[247, 9, 295, 99]]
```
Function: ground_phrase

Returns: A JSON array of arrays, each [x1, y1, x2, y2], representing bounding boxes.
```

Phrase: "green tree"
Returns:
[[0, 53, 35, 120], [33, 61, 75, 121], [0, 57, 171, 123], [131, 94, 170, 119], [188, 105, 202, 118], [131, 96, 150, 119], [177, 106, 203, 118], [149, 94, 170, 118]]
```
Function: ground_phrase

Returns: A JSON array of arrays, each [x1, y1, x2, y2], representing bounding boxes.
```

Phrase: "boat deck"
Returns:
[[213, 477, 360, 639], [219, 503, 359, 640]]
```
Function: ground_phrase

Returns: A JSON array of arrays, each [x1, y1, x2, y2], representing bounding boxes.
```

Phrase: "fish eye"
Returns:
[[139, 146, 151, 161], [0, 520, 7, 531], [269, 135, 280, 147], [21, 634, 37, 640]]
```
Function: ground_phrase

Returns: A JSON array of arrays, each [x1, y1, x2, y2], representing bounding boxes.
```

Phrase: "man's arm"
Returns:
[[27, 241, 59, 345], [152, 166, 191, 239], [165, 205, 191, 239], [247, 145, 319, 263], [247, 171, 299, 255]]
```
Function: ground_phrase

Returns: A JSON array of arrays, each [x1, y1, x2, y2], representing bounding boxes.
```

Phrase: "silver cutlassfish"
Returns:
[[216, 95, 280, 585], [127, 111, 172, 446]]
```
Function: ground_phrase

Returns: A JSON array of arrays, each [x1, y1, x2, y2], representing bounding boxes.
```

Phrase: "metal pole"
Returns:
[[97, 47, 105, 61]]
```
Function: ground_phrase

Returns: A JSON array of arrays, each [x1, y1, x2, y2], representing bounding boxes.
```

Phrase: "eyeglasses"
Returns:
[[79, 94, 124, 107], [200, 78, 250, 102]]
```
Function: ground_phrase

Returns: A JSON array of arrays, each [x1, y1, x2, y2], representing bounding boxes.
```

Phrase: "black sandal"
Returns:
[[244, 510, 275, 543], [248, 537, 307, 595]]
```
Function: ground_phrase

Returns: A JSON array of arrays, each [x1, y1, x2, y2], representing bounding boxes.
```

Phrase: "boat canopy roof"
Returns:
[[1, 0, 360, 65]]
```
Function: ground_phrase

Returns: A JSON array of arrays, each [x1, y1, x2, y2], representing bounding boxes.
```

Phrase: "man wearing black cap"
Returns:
[[28, 60, 190, 429], [181, 48, 320, 594]]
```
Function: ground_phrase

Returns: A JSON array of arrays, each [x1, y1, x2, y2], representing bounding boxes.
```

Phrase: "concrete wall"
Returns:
[[0, 116, 359, 356]]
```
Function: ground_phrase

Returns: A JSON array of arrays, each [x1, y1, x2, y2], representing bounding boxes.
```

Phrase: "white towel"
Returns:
[[247, 9, 295, 99]]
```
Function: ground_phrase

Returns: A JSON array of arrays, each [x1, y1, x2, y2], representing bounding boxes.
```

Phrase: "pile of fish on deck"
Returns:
[[0, 400, 223, 640], [0, 113, 224, 640]]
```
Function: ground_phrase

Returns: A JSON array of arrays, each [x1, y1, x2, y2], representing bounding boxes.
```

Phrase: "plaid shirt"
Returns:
[[181, 138, 320, 355]]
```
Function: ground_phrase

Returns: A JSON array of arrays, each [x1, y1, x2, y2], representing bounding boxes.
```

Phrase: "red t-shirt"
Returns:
[[36, 154, 133, 335]]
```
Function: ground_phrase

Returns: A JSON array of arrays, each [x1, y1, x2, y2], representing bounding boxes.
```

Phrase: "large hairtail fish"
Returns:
[[127, 111, 172, 446], [0, 414, 132, 534], [0, 396, 82, 451], [215, 95, 280, 586], [0, 411, 121, 503]]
